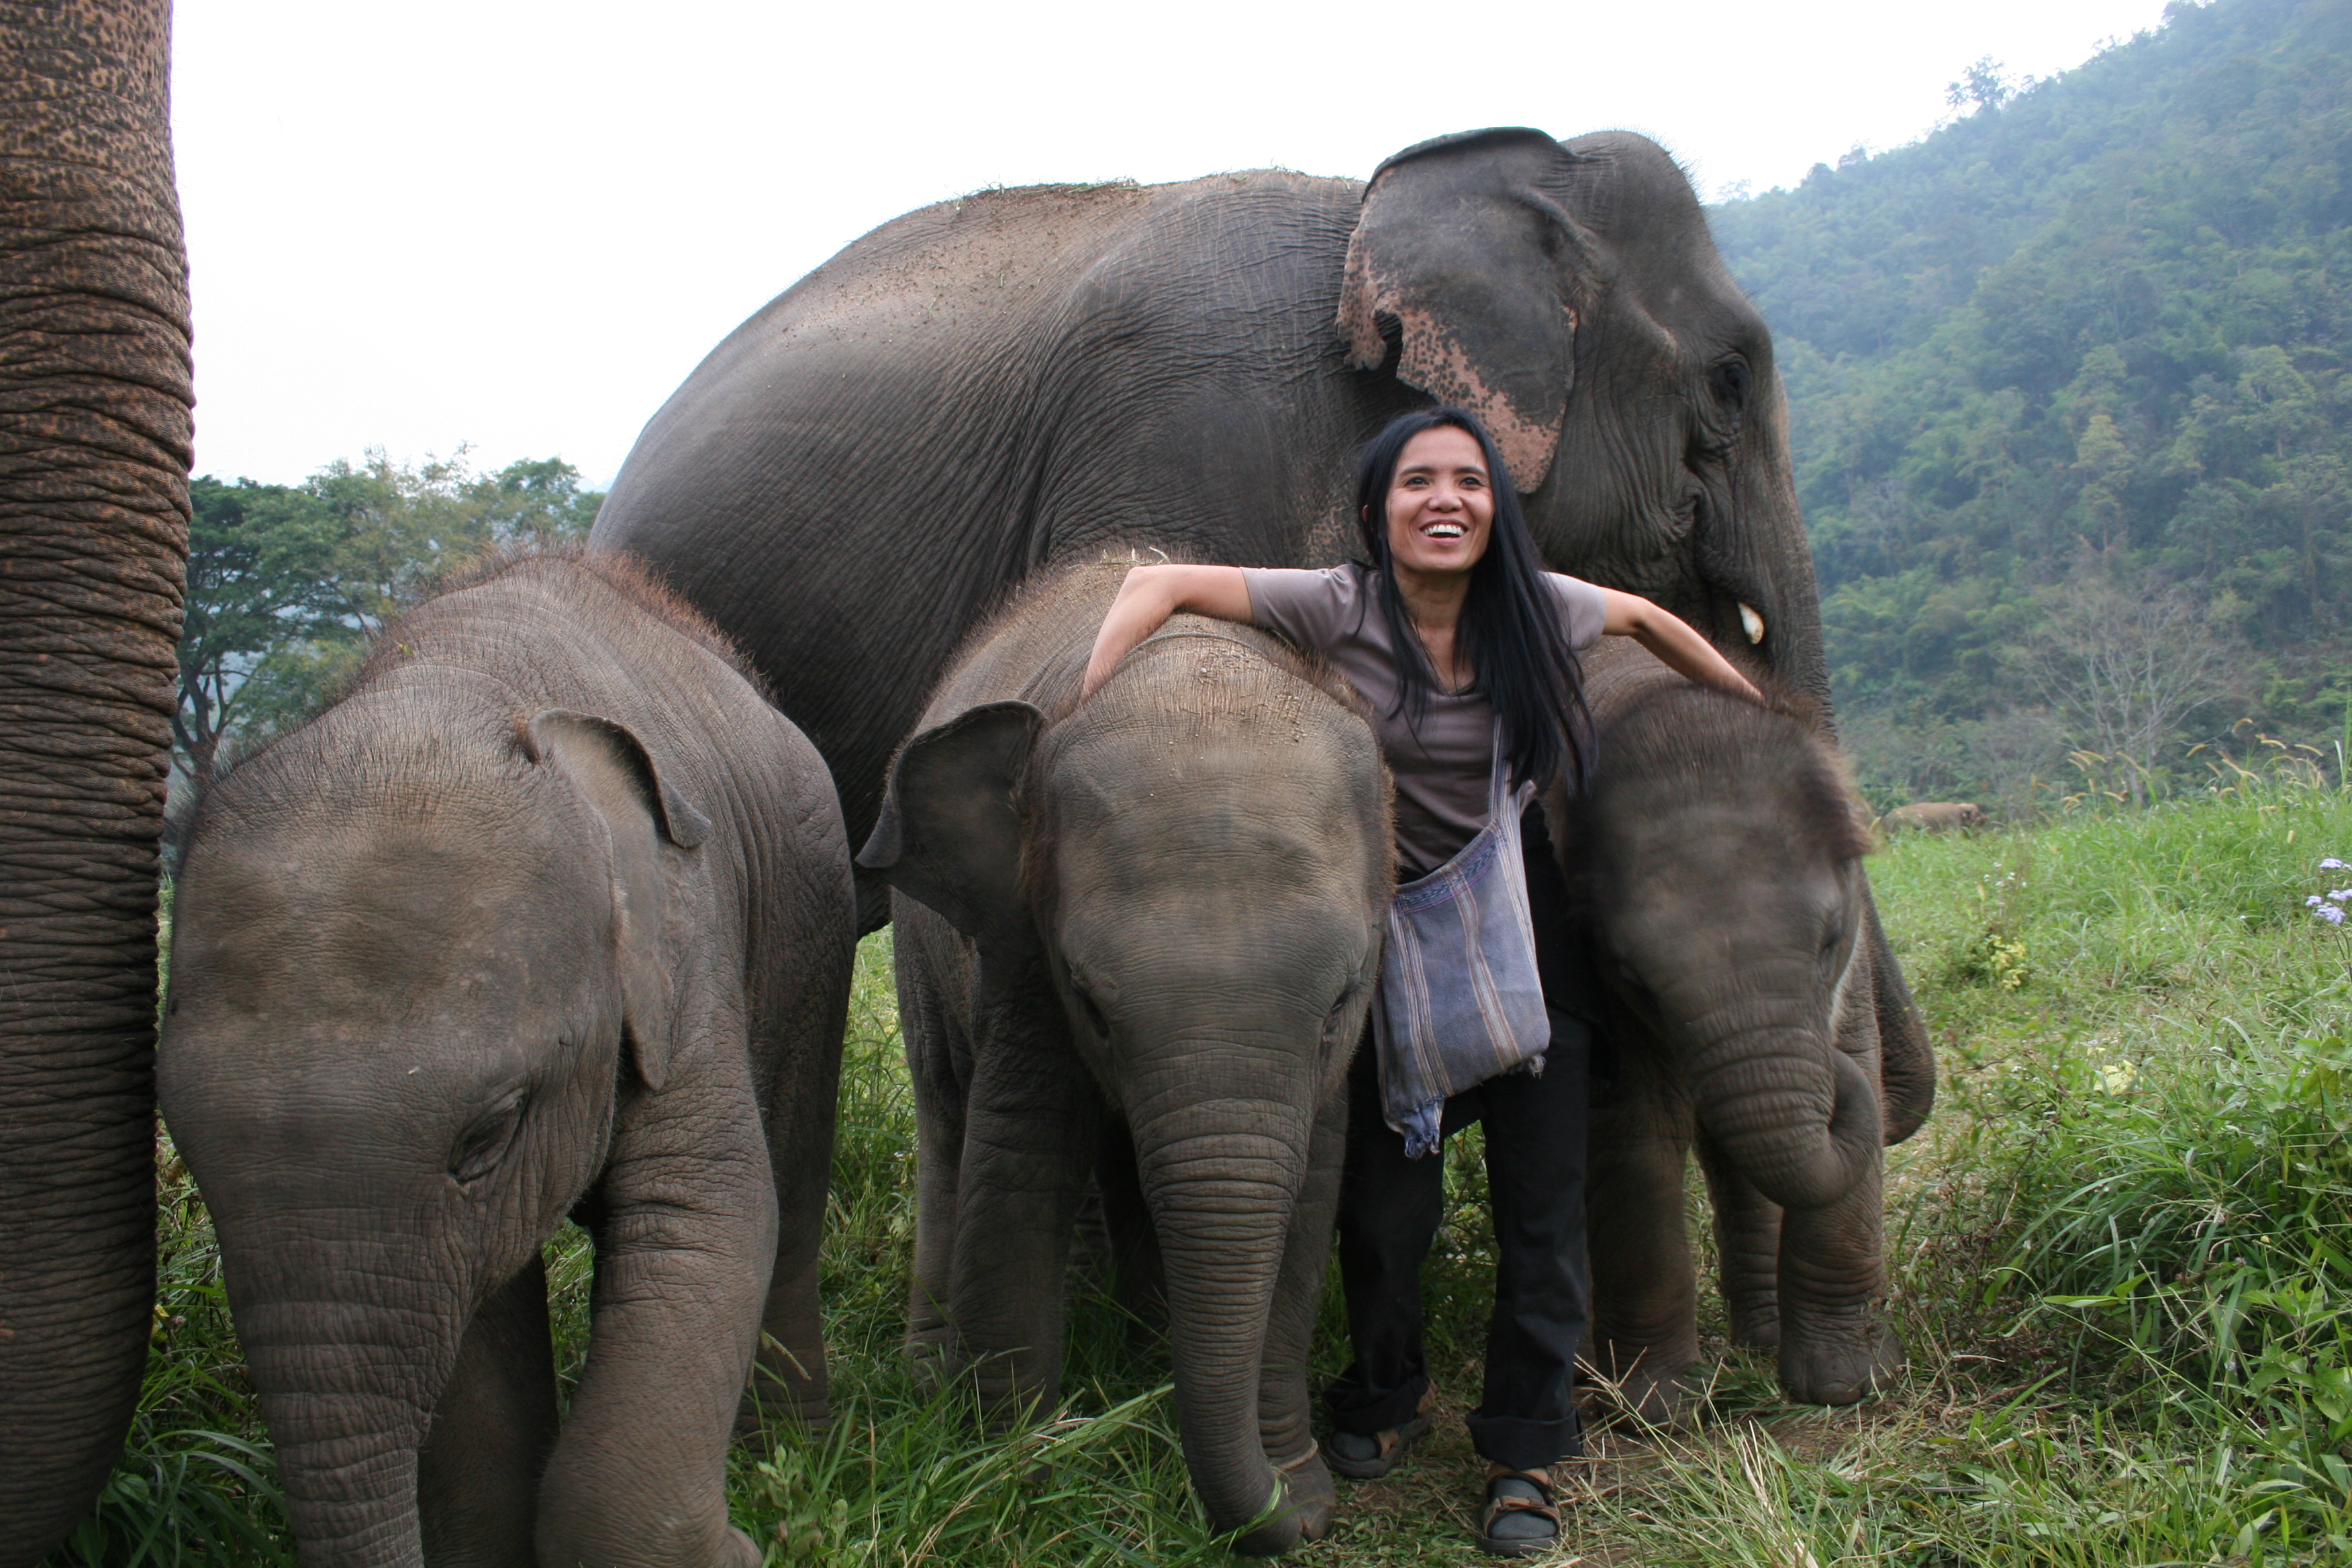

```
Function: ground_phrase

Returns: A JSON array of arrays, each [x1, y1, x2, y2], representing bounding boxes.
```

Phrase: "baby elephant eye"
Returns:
[[1073, 988, 1111, 1038], [1819, 916, 1847, 956], [450, 1084, 531, 1187]]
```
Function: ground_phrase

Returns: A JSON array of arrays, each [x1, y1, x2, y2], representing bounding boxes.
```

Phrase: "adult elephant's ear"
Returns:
[[1340, 126, 1601, 491], [858, 701, 1044, 946], [529, 709, 712, 1092]]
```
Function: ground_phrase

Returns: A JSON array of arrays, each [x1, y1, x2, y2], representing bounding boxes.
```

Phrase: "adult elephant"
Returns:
[[593, 124, 1920, 1050], [0, 1, 192, 1563]]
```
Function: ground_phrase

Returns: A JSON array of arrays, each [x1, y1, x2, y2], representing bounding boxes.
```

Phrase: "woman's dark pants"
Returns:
[[1321, 810, 1594, 1471]]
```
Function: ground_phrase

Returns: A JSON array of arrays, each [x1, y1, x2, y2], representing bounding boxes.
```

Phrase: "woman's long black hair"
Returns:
[[1353, 407, 1595, 791]]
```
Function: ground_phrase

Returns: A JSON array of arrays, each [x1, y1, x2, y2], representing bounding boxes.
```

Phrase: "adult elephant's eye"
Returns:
[[1073, 987, 1111, 1038], [1710, 357, 1752, 409]]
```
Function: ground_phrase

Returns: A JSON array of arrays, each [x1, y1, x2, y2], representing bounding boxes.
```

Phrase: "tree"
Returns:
[[175, 479, 346, 781], [2006, 569, 2241, 807], [172, 452, 605, 777]]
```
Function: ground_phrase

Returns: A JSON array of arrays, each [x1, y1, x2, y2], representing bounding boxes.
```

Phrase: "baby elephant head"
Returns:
[[157, 688, 712, 1562], [1579, 685, 1881, 1212]]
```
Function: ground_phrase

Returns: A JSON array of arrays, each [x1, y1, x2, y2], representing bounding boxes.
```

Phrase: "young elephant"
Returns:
[[157, 551, 854, 1568], [857, 562, 1392, 1556], [1563, 641, 1934, 1422]]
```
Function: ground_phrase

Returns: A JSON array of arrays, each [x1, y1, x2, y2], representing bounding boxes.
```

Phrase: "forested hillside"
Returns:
[[1711, 0, 2352, 809]]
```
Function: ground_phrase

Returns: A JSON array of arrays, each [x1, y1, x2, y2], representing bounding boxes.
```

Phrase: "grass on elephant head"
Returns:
[[58, 765, 2352, 1565]]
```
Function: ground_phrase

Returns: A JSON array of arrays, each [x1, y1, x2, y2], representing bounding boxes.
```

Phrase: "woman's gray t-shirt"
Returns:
[[1242, 563, 1607, 879]]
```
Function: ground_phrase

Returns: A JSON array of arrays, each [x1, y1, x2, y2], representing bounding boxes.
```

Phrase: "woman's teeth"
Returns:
[[1425, 523, 1464, 539]]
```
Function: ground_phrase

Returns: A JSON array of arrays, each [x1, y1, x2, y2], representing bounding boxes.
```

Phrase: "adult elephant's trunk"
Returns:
[[1689, 1027, 1881, 1214], [225, 1234, 466, 1568], [0, 1, 192, 1560], [1133, 1116, 1305, 1557]]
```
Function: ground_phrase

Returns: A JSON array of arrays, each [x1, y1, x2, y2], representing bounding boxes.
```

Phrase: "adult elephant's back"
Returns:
[[599, 131, 1848, 934], [595, 169, 1395, 893], [0, 0, 191, 1561]]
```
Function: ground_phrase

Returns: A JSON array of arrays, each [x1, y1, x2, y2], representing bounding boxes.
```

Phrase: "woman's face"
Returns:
[[1382, 425, 1496, 581]]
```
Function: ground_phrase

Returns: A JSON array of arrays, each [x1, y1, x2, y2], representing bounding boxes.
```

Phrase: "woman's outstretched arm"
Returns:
[[1081, 564, 1253, 697], [1598, 587, 1765, 702]]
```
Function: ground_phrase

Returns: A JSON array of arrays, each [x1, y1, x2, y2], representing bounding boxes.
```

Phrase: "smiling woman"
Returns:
[[1079, 405, 1756, 1556]]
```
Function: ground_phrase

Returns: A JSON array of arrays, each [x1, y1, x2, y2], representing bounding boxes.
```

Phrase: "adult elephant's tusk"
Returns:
[[1739, 603, 1766, 644]]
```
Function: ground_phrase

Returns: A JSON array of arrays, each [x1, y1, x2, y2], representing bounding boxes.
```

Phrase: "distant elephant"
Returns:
[[1562, 641, 1934, 1420], [857, 562, 1391, 1556], [158, 552, 854, 1568], [0, 1, 192, 1560], [1878, 801, 1986, 834]]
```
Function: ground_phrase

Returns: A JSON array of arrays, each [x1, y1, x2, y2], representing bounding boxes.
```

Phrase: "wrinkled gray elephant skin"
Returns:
[[858, 562, 1391, 1556], [595, 126, 1823, 901], [158, 553, 854, 1568], [0, 3, 191, 1560], [591, 123, 1922, 1221], [1562, 640, 1935, 1422]]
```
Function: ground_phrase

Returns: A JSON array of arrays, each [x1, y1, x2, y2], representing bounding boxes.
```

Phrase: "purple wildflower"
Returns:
[[2324, 858, 2351, 870], [2316, 904, 2349, 927]]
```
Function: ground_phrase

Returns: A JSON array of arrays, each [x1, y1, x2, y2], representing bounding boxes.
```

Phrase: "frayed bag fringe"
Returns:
[[1374, 729, 1551, 1157]]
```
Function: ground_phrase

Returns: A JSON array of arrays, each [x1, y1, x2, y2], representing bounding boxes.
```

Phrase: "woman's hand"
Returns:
[[1081, 564, 1253, 697], [1598, 588, 1766, 703]]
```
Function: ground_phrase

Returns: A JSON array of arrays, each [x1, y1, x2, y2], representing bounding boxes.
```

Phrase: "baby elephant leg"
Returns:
[[1254, 1091, 1347, 1545], [1696, 1134, 1783, 1351], [538, 1081, 779, 1568], [418, 1255, 560, 1568], [1775, 1150, 1904, 1406], [1585, 1049, 1702, 1429]]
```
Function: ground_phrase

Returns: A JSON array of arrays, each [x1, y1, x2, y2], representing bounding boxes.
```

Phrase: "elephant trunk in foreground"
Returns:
[[0, 1, 191, 1559]]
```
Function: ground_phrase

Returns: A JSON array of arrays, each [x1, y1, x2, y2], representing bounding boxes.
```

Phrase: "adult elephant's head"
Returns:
[[1340, 126, 1822, 714]]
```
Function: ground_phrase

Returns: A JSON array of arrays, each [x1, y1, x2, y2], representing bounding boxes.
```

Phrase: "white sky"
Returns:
[[171, 0, 2177, 489]]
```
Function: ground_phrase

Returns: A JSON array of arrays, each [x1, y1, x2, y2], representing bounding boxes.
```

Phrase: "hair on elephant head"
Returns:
[[158, 552, 854, 1568], [857, 562, 1391, 1555]]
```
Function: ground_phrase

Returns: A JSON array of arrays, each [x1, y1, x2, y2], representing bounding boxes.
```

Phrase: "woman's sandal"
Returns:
[[1324, 1412, 1433, 1479], [1477, 1465, 1561, 1557]]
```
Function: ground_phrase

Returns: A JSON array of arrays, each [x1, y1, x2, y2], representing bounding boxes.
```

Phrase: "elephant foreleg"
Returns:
[[1093, 1118, 1165, 1339], [1696, 1132, 1783, 1351], [897, 920, 970, 1379], [538, 1083, 777, 1568], [1253, 1089, 1344, 1544], [1774, 1148, 1904, 1406], [1585, 1067, 1699, 1428], [948, 1033, 1101, 1422], [418, 1254, 560, 1568]]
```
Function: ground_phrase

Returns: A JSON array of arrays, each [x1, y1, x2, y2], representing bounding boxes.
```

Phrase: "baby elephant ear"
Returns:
[[528, 709, 711, 1091], [859, 701, 1044, 943], [1339, 126, 1599, 491]]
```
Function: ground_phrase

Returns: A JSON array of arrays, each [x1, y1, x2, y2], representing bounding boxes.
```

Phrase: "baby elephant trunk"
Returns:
[[1699, 1039, 1882, 1213], [1134, 1119, 1307, 1556], [222, 1220, 480, 1568]]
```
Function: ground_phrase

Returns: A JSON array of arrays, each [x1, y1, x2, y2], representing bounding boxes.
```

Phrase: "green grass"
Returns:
[[50, 773, 2352, 1565]]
